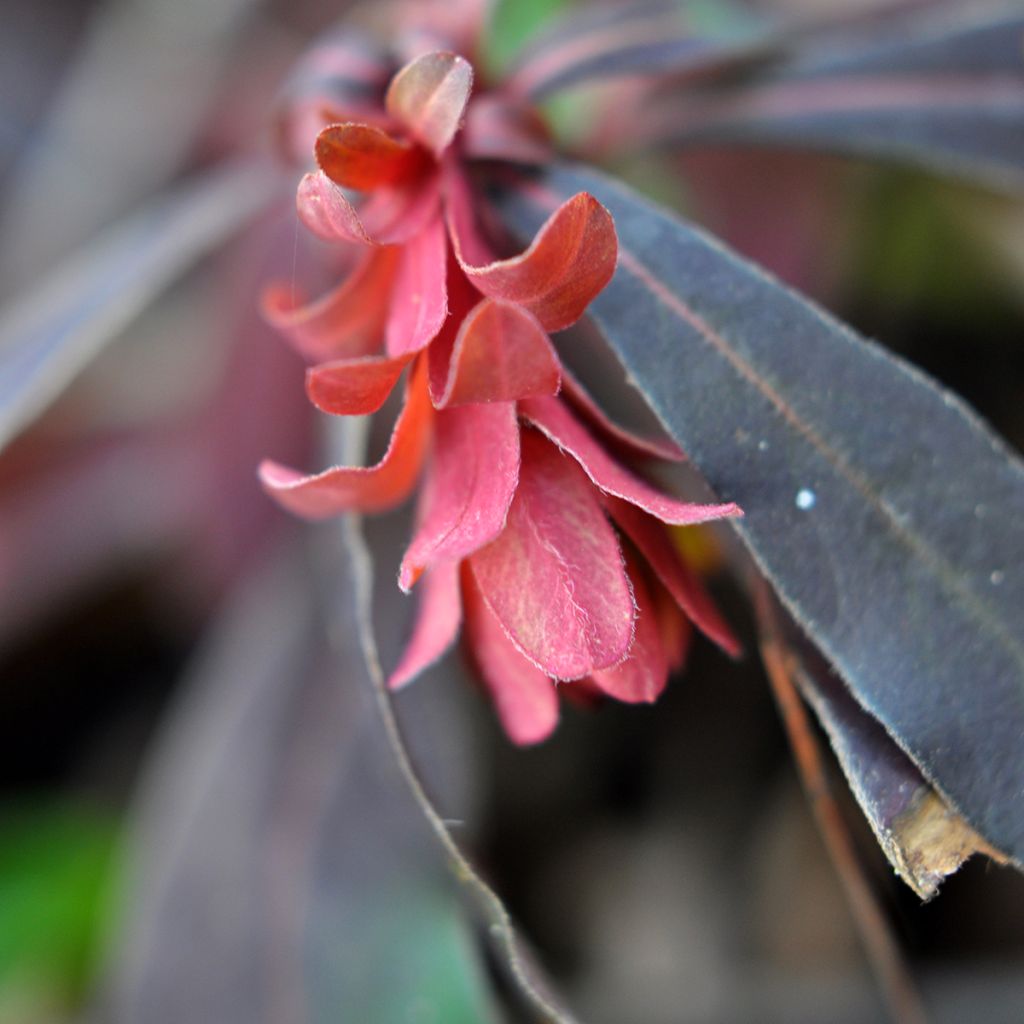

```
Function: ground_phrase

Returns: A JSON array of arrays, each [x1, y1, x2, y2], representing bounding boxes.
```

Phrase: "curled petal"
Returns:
[[297, 170, 441, 246], [400, 401, 520, 591], [521, 395, 740, 525], [385, 51, 474, 157], [388, 561, 462, 690], [433, 298, 561, 408], [469, 430, 635, 680], [386, 214, 449, 357], [561, 366, 684, 462], [655, 583, 692, 673], [463, 567, 559, 746], [262, 248, 399, 362], [447, 171, 617, 331], [607, 497, 740, 657], [316, 123, 426, 191], [306, 354, 411, 416], [259, 363, 432, 518], [590, 561, 669, 704]]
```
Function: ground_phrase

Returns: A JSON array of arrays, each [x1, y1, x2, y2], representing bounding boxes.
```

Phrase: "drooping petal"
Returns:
[[388, 560, 462, 690], [590, 560, 669, 704], [385, 52, 474, 157], [655, 582, 692, 673], [521, 394, 740, 525], [400, 401, 520, 591], [469, 429, 635, 679], [607, 496, 740, 657], [447, 170, 617, 331], [316, 123, 426, 192], [385, 214, 449, 357], [297, 170, 441, 246], [560, 366, 684, 462], [463, 566, 559, 745], [262, 248, 399, 362], [306, 354, 411, 415], [433, 298, 561, 408], [259, 362, 432, 518]]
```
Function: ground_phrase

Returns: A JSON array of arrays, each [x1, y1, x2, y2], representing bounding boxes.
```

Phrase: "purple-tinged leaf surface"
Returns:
[[505, 0, 762, 101], [0, 159, 282, 456], [633, 7, 1024, 190], [497, 163, 1024, 863], [102, 543, 498, 1023]]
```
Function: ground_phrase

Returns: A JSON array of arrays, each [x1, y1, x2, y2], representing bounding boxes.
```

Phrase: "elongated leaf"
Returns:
[[760, 593, 1002, 899], [504, 0, 763, 100], [0, 159, 282, 456], [634, 7, 1024, 190], [496, 163, 1024, 864], [103, 544, 498, 1023]]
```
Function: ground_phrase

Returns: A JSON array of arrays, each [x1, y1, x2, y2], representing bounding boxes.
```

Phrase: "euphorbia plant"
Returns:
[[2, 0, 1023, 1020]]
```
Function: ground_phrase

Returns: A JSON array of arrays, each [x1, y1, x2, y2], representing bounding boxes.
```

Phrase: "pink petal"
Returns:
[[297, 170, 441, 246], [560, 366, 684, 462], [590, 561, 669, 704], [315, 122, 426, 191], [400, 401, 520, 591], [388, 561, 462, 690], [262, 248, 399, 363], [385, 52, 474, 157], [306, 354, 411, 416], [463, 567, 559, 746], [469, 429, 635, 679], [462, 96, 552, 164], [385, 214, 449, 357], [655, 583, 693, 673], [607, 497, 741, 658], [447, 170, 617, 331], [259, 362, 432, 518], [521, 395, 740, 525], [433, 298, 561, 408]]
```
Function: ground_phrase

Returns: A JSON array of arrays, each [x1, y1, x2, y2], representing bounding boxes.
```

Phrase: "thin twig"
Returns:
[[756, 583, 930, 1024]]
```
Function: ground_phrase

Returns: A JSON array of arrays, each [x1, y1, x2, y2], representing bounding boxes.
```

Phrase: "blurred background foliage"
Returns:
[[1, 1, 1023, 1022]]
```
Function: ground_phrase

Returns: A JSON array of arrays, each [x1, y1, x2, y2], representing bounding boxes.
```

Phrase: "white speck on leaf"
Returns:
[[795, 488, 816, 511], [991, 570, 1005, 586]]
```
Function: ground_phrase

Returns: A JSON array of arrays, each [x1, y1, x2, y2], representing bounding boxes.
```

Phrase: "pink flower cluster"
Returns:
[[260, 51, 740, 743]]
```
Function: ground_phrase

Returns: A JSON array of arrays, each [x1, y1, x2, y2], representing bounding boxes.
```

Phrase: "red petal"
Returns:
[[386, 214, 449, 357], [315, 123, 425, 191], [306, 354, 411, 416], [434, 298, 561, 408], [259, 362, 432, 518], [560, 366, 684, 463], [447, 171, 617, 332], [590, 561, 669, 704], [607, 497, 741, 657], [385, 52, 474, 157], [400, 401, 520, 591], [655, 582, 692, 673], [521, 395, 740, 525], [463, 567, 559, 745], [469, 429, 635, 679], [388, 561, 462, 690], [297, 170, 441, 246], [262, 248, 399, 362]]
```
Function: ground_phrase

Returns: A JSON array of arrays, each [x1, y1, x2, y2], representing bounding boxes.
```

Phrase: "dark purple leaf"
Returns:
[[102, 540, 498, 1022], [0, 159, 282, 455], [495, 163, 1024, 865], [633, 7, 1024, 190], [765, 598, 1003, 899]]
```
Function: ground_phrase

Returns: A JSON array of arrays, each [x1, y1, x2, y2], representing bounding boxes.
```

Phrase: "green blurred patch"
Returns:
[[483, 0, 572, 78], [0, 802, 119, 1010]]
